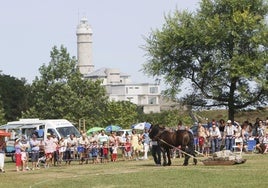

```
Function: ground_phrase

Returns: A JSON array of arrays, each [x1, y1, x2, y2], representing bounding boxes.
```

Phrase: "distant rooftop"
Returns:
[[85, 67, 130, 78]]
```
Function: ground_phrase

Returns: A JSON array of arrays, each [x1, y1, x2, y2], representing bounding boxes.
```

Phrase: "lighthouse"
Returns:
[[76, 17, 94, 75]]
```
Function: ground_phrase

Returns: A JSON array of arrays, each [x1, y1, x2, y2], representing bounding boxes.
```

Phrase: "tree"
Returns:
[[0, 74, 31, 121], [104, 100, 138, 128], [23, 45, 108, 127], [0, 99, 6, 125], [143, 0, 268, 121]]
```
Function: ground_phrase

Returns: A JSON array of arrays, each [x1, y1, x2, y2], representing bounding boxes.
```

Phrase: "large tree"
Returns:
[[143, 0, 268, 121]]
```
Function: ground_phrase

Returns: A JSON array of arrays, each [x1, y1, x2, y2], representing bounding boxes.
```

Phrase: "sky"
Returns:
[[0, 0, 200, 85]]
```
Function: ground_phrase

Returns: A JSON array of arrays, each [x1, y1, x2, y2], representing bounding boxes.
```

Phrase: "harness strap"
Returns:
[[158, 138, 201, 161]]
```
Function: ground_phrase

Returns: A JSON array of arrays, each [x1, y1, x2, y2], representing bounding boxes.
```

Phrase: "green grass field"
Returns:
[[0, 153, 267, 188]]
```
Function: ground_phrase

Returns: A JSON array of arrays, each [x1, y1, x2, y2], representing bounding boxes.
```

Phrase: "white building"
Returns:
[[76, 18, 161, 113]]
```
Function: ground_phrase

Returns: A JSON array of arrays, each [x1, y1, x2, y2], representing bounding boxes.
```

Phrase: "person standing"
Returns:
[[130, 130, 140, 160], [197, 122, 206, 154], [44, 133, 54, 168], [218, 119, 226, 149], [78, 134, 89, 165], [29, 134, 40, 170], [14, 138, 22, 171], [151, 139, 161, 166], [109, 132, 118, 161], [58, 138, 66, 164], [142, 128, 150, 160], [210, 123, 221, 153], [124, 138, 132, 160], [20, 135, 30, 171], [65, 134, 77, 165], [224, 120, 237, 151], [98, 130, 109, 146], [0, 137, 6, 173]]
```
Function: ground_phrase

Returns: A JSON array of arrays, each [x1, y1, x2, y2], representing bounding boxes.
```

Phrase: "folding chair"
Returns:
[[246, 139, 257, 153], [233, 137, 243, 155]]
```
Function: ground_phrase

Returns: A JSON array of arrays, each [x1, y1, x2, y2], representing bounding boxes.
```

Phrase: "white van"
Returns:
[[1, 118, 81, 140]]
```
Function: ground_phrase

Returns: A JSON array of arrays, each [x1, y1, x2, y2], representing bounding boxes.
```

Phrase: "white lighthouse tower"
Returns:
[[76, 17, 94, 75]]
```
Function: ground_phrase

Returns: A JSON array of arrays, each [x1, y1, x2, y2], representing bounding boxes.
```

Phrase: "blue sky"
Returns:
[[0, 0, 200, 85]]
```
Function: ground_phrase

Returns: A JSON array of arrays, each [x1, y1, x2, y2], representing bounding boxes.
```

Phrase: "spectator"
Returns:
[[209, 123, 221, 153], [0, 137, 6, 173], [109, 131, 118, 156], [97, 130, 109, 146], [44, 133, 54, 168], [241, 121, 250, 145], [142, 128, 150, 160], [100, 141, 109, 163], [124, 138, 132, 160], [257, 120, 265, 138], [117, 131, 126, 160], [90, 140, 99, 164], [29, 134, 40, 170], [14, 138, 22, 172], [135, 139, 144, 160], [203, 128, 211, 156], [197, 122, 206, 154], [218, 119, 226, 148], [52, 134, 59, 166], [20, 135, 30, 171], [130, 130, 140, 160], [58, 138, 66, 164], [111, 144, 118, 162], [224, 120, 237, 151], [262, 133, 268, 153], [177, 121, 185, 130], [252, 117, 260, 136], [78, 134, 89, 165], [65, 134, 77, 165]]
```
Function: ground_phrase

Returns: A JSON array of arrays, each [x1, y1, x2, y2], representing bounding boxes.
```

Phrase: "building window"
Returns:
[[135, 87, 139, 89], [149, 87, 158, 94], [110, 73, 120, 75], [148, 97, 157, 104], [126, 87, 128, 94]]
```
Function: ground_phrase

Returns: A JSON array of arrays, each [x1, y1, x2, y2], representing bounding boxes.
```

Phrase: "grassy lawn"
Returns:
[[0, 153, 267, 188]]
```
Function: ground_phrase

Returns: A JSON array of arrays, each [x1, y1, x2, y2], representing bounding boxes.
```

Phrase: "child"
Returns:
[[100, 142, 109, 163], [90, 141, 99, 164], [135, 140, 144, 160], [124, 138, 132, 160], [111, 144, 118, 162]]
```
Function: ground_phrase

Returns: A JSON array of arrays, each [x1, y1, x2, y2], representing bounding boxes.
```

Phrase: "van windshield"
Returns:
[[56, 126, 80, 138]]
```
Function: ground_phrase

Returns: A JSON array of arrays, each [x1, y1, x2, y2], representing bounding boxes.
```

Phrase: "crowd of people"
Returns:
[[10, 128, 153, 172], [195, 117, 268, 156]]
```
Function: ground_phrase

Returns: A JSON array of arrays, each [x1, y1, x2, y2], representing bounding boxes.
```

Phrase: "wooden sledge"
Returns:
[[202, 158, 247, 166]]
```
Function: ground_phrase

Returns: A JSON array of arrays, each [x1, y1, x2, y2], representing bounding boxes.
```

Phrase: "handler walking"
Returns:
[[151, 140, 161, 166]]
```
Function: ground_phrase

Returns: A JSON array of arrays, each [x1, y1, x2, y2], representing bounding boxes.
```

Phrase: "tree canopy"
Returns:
[[143, 0, 268, 121], [0, 74, 30, 121]]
